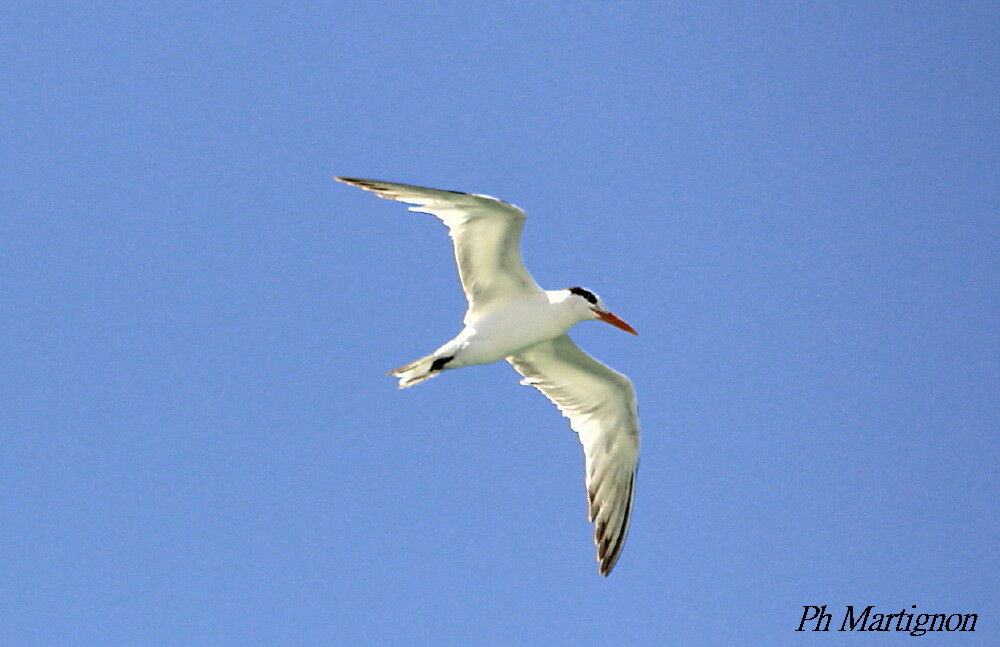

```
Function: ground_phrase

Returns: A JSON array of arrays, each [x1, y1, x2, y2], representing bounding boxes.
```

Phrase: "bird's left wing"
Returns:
[[335, 177, 542, 310], [507, 335, 640, 576]]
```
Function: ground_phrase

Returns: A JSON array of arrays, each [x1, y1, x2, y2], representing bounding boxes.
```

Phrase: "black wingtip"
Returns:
[[335, 177, 394, 196], [335, 177, 472, 197]]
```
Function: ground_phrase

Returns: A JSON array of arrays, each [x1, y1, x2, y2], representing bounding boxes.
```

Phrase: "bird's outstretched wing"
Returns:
[[336, 178, 543, 310], [508, 335, 640, 576]]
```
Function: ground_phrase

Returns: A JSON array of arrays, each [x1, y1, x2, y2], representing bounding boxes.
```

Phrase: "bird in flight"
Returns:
[[336, 177, 640, 576]]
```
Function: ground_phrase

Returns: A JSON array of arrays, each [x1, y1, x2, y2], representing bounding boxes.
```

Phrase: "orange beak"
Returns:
[[594, 309, 638, 335]]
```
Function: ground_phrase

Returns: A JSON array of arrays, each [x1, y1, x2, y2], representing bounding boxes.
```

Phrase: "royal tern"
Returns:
[[337, 177, 640, 576]]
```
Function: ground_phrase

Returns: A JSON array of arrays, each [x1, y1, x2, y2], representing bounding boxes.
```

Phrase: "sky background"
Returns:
[[3, 2, 998, 645]]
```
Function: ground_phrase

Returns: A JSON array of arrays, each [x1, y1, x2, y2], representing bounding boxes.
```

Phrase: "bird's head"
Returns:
[[565, 286, 638, 335]]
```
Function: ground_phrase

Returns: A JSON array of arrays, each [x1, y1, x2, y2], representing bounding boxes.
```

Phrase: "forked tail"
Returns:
[[387, 353, 455, 389]]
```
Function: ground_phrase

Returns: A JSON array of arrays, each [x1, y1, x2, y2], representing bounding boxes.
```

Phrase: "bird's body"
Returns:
[[415, 290, 589, 370], [337, 177, 641, 575]]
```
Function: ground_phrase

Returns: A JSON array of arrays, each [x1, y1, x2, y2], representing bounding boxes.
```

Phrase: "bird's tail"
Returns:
[[388, 353, 453, 388]]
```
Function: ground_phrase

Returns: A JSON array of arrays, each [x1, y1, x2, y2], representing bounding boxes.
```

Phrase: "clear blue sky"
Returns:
[[4, 2, 998, 645]]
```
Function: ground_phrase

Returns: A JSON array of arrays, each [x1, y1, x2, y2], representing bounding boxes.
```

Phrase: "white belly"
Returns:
[[452, 298, 574, 366]]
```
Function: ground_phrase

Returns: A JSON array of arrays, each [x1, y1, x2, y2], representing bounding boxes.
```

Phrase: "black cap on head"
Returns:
[[568, 286, 598, 305]]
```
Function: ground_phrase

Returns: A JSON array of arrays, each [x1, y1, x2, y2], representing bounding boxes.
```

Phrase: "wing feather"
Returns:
[[336, 177, 542, 309], [508, 335, 640, 576]]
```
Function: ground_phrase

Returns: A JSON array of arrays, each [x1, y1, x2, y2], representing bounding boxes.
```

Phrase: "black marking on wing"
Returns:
[[336, 177, 469, 196], [336, 177, 388, 191], [600, 472, 635, 576]]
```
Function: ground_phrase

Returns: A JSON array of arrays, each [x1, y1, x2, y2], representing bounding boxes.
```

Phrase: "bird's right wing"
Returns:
[[507, 335, 640, 576], [336, 178, 543, 310]]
